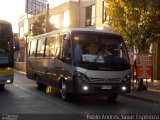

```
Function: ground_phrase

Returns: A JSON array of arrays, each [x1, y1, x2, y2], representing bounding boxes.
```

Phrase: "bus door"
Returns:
[[58, 33, 73, 82]]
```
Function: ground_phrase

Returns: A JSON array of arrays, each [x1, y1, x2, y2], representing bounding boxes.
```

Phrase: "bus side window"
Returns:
[[45, 36, 56, 57], [60, 34, 71, 64], [37, 38, 46, 57], [27, 41, 31, 57], [30, 39, 37, 57]]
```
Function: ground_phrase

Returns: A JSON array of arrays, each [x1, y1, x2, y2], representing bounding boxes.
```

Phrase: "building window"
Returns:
[[85, 4, 95, 26], [102, 1, 109, 23]]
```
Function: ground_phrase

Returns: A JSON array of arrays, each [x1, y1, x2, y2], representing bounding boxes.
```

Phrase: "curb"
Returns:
[[148, 89, 160, 93], [125, 94, 160, 105]]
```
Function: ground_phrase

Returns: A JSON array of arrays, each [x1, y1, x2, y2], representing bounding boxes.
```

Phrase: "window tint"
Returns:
[[27, 41, 31, 57], [45, 36, 56, 57], [37, 38, 46, 57], [73, 32, 128, 65], [0, 38, 10, 53], [55, 35, 63, 59], [59, 34, 72, 64]]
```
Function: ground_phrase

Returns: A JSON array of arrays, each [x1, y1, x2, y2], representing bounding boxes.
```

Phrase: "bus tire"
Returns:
[[0, 84, 5, 89], [37, 82, 47, 91], [36, 76, 47, 91], [107, 93, 118, 102], [60, 81, 71, 101]]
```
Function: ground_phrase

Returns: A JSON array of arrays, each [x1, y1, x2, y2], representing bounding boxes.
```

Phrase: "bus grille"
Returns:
[[89, 78, 121, 83]]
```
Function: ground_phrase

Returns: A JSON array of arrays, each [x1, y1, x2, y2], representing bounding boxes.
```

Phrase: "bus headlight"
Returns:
[[7, 67, 11, 70], [76, 72, 89, 83], [121, 86, 127, 91], [122, 73, 131, 82], [83, 85, 88, 91], [7, 80, 11, 83]]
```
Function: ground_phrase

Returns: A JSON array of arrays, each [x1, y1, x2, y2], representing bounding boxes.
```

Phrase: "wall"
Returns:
[[14, 62, 26, 73], [49, 2, 79, 28]]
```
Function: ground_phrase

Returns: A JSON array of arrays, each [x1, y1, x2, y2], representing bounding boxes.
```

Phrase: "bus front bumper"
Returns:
[[74, 82, 131, 96], [0, 74, 13, 84], [0, 68, 14, 84]]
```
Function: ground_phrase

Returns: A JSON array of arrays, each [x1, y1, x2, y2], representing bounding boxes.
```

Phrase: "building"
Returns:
[[17, 0, 112, 62], [18, 0, 159, 80], [25, 0, 46, 15], [19, 0, 112, 39]]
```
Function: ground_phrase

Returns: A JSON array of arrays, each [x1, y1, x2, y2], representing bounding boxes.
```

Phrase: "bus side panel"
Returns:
[[26, 58, 48, 82], [26, 57, 63, 89], [45, 58, 61, 88], [57, 61, 74, 93]]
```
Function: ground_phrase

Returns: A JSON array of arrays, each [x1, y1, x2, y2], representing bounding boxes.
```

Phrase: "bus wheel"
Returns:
[[0, 84, 5, 89], [60, 81, 70, 101], [107, 93, 118, 102], [37, 81, 47, 91], [36, 76, 47, 91]]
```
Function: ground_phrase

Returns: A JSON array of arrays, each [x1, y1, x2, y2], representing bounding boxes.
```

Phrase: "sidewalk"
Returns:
[[126, 79, 160, 104]]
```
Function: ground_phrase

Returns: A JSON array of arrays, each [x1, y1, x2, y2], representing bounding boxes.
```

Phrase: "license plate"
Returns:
[[101, 85, 112, 89]]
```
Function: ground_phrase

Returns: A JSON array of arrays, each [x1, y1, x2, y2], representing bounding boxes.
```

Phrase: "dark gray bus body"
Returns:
[[26, 28, 131, 101]]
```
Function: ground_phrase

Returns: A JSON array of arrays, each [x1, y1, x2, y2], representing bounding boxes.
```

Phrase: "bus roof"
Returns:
[[28, 28, 121, 41], [0, 19, 11, 24], [60, 28, 119, 35]]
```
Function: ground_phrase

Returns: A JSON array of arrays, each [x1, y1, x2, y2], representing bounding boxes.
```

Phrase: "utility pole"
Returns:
[[46, 3, 49, 32]]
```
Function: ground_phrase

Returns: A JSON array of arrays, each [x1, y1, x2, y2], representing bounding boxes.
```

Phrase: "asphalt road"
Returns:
[[0, 71, 160, 120]]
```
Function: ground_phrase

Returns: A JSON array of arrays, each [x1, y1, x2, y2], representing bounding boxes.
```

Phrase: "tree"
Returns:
[[105, 0, 160, 51], [105, 0, 160, 90], [32, 13, 56, 36]]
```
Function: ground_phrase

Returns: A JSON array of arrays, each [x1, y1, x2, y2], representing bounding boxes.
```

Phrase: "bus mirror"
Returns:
[[64, 34, 70, 40]]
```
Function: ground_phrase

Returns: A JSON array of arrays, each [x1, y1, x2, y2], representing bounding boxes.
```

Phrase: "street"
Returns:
[[0, 71, 160, 120]]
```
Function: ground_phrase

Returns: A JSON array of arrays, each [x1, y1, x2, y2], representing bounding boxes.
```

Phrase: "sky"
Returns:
[[0, 0, 25, 33], [0, 0, 66, 33]]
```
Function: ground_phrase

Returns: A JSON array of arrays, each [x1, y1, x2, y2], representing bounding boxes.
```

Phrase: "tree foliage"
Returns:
[[104, 0, 160, 52], [32, 13, 56, 36]]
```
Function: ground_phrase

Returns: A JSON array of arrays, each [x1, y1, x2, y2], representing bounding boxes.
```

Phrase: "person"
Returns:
[[134, 59, 139, 84], [104, 48, 112, 56], [100, 45, 112, 57], [93, 45, 112, 63]]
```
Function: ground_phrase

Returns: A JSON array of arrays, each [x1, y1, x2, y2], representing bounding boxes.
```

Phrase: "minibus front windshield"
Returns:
[[73, 32, 130, 70]]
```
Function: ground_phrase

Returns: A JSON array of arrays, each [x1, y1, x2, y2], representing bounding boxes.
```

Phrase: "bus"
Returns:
[[26, 28, 131, 101], [0, 20, 14, 89]]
